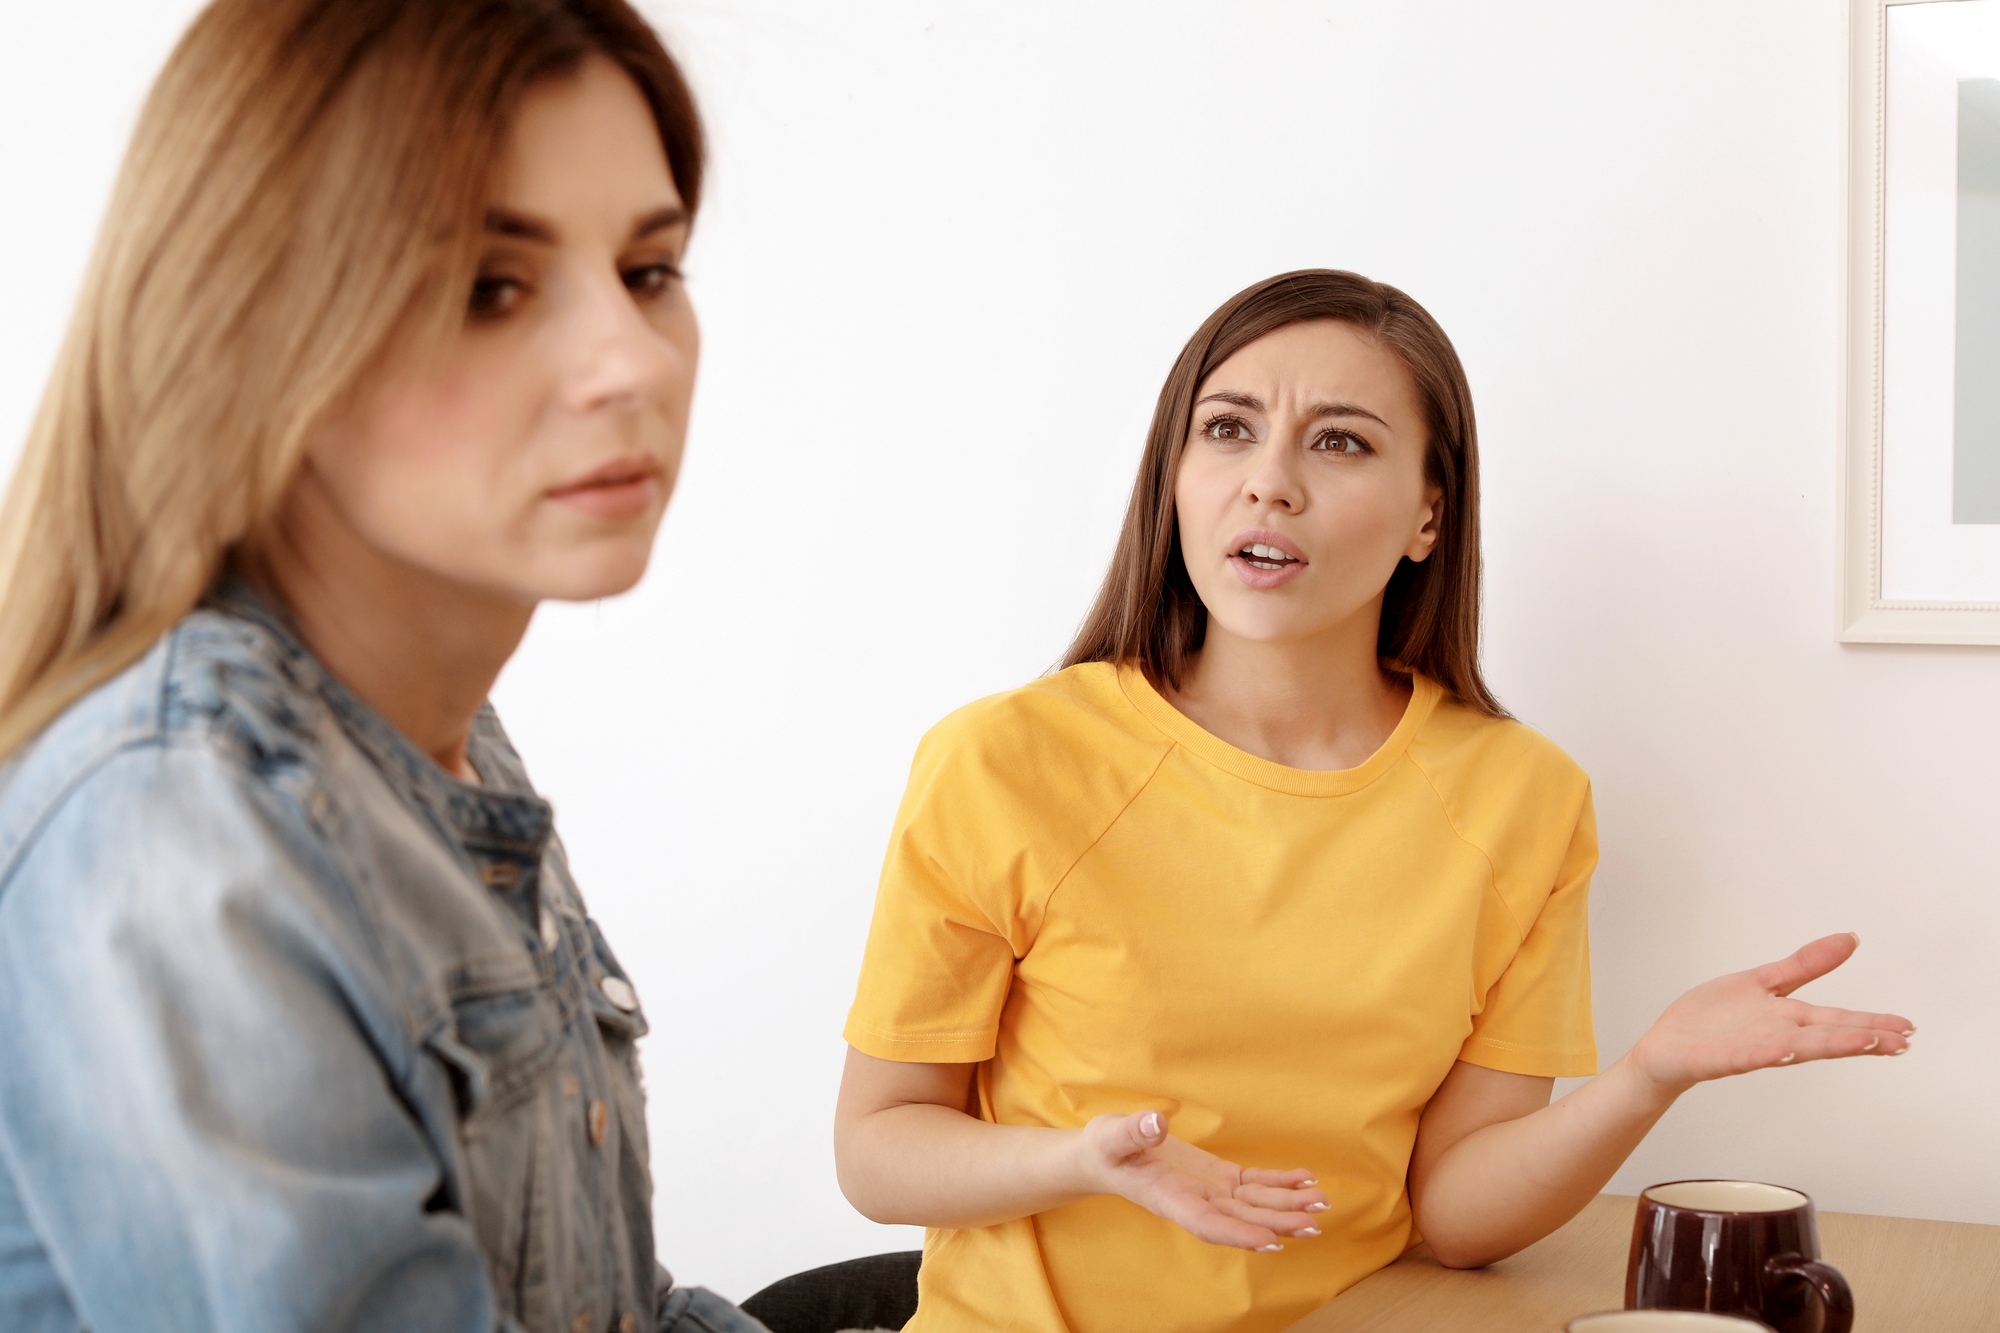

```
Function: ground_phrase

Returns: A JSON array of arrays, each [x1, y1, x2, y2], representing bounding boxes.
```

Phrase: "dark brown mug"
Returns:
[[1625, 1180, 1853, 1333]]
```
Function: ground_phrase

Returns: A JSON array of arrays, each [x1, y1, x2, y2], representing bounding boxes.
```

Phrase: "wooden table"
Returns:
[[1288, 1194, 2000, 1330]]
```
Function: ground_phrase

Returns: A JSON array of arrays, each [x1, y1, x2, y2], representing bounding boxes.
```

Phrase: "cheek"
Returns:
[[327, 364, 539, 538]]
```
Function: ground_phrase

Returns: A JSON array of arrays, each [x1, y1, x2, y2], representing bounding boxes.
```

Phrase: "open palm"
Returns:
[[1631, 932, 1913, 1094], [1079, 1110, 1326, 1251]]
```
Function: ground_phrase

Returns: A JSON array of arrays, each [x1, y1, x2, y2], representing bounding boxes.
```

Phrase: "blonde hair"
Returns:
[[0, 0, 703, 759]]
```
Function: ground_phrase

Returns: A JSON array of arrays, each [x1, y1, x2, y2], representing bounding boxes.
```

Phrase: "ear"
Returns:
[[1404, 484, 1444, 564]]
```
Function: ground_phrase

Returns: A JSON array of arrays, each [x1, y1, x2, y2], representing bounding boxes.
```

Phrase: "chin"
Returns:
[[530, 546, 655, 603], [1205, 607, 1327, 646]]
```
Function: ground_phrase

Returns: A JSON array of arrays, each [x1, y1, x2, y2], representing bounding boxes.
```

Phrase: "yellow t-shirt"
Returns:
[[844, 662, 1597, 1333]]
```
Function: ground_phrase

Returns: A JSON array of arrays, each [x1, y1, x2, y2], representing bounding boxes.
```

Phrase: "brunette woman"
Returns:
[[834, 270, 1913, 1333], [0, 3, 763, 1330]]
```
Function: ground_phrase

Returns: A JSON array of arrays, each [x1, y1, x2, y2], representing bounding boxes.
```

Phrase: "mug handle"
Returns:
[[1765, 1257, 1854, 1333]]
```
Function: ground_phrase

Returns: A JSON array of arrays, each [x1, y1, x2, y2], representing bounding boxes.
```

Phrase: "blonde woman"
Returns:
[[0, 3, 765, 1330]]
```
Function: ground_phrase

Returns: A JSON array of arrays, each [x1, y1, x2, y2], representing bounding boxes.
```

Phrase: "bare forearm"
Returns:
[[1411, 1055, 1679, 1268], [836, 1102, 1091, 1228]]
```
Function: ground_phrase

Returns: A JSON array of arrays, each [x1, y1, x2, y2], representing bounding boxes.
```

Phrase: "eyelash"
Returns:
[[466, 261, 684, 321], [1198, 414, 1374, 455]]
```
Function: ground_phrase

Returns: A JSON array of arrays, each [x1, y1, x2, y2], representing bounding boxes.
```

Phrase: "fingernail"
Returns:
[[1848, 932, 1860, 945], [1306, 1202, 1331, 1212], [1779, 1053, 1797, 1064], [1257, 1244, 1284, 1253], [1902, 1027, 1916, 1037], [1296, 1227, 1321, 1237], [1864, 1036, 1880, 1051], [1140, 1112, 1163, 1137], [1890, 1047, 1907, 1056], [1298, 1177, 1318, 1187]]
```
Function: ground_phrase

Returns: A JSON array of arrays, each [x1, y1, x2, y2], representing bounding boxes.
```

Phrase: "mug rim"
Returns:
[[1639, 1179, 1810, 1214], [1567, 1311, 1774, 1331]]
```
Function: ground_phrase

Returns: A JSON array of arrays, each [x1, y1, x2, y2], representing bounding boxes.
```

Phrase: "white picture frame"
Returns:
[[1842, 0, 2000, 642]]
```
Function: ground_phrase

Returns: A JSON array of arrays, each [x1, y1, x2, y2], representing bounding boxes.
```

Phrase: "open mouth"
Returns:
[[1237, 542, 1301, 572]]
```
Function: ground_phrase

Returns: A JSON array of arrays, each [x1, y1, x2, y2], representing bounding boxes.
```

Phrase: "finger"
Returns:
[[1240, 1167, 1317, 1189], [1796, 1004, 1915, 1036], [1784, 1026, 1913, 1063], [1235, 1183, 1329, 1214], [1157, 1197, 1283, 1252], [1214, 1196, 1321, 1237], [1752, 933, 1859, 997], [1087, 1109, 1168, 1165]]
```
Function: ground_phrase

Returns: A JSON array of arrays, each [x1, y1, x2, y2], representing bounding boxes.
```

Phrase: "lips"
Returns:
[[1225, 527, 1307, 589], [546, 454, 663, 521]]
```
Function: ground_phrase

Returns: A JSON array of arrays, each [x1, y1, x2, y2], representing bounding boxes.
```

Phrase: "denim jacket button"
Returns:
[[599, 975, 638, 1011], [588, 1098, 608, 1146]]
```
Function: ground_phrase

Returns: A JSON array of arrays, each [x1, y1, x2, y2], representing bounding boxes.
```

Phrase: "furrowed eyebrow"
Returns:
[[1304, 401, 1390, 428], [1195, 391, 1391, 430]]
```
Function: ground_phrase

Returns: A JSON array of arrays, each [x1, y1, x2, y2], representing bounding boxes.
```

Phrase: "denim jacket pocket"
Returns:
[[424, 956, 563, 1315]]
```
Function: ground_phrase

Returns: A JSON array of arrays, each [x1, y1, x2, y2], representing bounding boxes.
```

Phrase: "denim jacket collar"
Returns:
[[202, 576, 553, 865]]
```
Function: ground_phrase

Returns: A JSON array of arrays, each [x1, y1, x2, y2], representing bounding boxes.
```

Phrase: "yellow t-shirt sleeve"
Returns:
[[1457, 787, 1599, 1079], [844, 676, 1172, 1065], [843, 740, 1020, 1064]]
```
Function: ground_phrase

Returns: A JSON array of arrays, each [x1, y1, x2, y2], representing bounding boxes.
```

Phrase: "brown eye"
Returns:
[[1314, 430, 1370, 455], [1204, 416, 1249, 441], [623, 263, 681, 299], [469, 274, 525, 320]]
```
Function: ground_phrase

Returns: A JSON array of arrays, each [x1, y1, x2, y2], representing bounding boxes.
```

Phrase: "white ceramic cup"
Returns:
[[1567, 1312, 1772, 1331]]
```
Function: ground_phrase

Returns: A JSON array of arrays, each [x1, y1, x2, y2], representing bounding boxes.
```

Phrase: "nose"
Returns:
[[558, 269, 690, 414], [1242, 439, 1304, 513]]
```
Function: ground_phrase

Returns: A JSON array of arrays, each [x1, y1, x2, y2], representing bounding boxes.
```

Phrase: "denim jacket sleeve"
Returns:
[[0, 741, 511, 1333]]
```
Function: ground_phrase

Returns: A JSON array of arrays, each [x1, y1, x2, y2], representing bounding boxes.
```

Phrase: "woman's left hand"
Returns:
[[1629, 932, 1913, 1096]]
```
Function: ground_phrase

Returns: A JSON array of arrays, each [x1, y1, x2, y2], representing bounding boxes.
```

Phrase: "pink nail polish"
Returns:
[[1306, 1202, 1330, 1212], [1778, 1053, 1796, 1064], [1298, 1178, 1318, 1187], [1141, 1112, 1162, 1137], [1297, 1227, 1321, 1237], [1257, 1244, 1284, 1253]]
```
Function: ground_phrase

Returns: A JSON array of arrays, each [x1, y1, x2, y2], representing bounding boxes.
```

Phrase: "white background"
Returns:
[[4, 0, 1998, 1305], [1882, 0, 2000, 597]]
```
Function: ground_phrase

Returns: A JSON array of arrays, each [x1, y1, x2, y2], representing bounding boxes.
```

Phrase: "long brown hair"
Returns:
[[0, 0, 703, 759], [1063, 269, 1505, 718]]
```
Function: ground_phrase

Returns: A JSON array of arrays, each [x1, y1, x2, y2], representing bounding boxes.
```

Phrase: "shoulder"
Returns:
[[1403, 689, 1596, 913], [889, 664, 1173, 884], [909, 662, 1171, 798], [1407, 690, 1590, 810], [0, 605, 331, 893]]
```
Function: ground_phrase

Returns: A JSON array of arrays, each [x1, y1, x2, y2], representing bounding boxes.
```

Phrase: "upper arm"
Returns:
[[0, 747, 499, 1333], [1408, 1060, 1553, 1205], [836, 1046, 976, 1132]]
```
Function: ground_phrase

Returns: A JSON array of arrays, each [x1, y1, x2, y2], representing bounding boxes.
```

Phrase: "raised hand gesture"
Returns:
[[1076, 1110, 1327, 1252], [1629, 932, 1914, 1096]]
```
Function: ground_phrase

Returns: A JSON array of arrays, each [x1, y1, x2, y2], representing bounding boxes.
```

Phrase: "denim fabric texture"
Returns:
[[0, 582, 765, 1333]]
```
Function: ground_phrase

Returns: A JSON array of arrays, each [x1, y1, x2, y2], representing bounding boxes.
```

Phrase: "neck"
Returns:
[[1162, 601, 1410, 771], [245, 470, 534, 782]]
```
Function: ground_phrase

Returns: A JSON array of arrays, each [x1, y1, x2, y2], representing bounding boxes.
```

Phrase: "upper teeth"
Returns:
[[1244, 543, 1290, 561]]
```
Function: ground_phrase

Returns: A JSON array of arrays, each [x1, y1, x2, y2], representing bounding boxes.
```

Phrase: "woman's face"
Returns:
[[300, 55, 697, 604], [1174, 320, 1442, 651]]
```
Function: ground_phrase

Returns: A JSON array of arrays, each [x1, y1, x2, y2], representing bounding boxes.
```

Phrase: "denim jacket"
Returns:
[[0, 583, 764, 1333]]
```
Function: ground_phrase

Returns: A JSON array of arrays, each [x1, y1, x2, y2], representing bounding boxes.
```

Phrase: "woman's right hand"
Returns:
[[1076, 1110, 1327, 1251]]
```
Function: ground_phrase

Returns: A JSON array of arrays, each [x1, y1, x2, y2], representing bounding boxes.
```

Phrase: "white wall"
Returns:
[[5, 0, 1996, 1305]]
